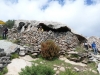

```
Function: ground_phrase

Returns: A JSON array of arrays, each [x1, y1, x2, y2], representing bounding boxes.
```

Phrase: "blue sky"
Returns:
[[4, 0, 96, 5], [4, 0, 96, 7], [0, 0, 100, 37]]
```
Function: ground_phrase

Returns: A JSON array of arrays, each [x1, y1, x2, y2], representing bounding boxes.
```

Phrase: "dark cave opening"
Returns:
[[75, 34, 87, 43], [18, 22, 25, 30], [17, 22, 87, 43], [37, 23, 71, 32], [37, 23, 87, 43]]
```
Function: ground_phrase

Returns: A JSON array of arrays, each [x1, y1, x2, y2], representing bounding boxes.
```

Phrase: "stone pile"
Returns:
[[7, 27, 79, 55], [0, 48, 11, 71]]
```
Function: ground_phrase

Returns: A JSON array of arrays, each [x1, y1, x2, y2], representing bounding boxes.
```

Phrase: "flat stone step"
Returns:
[[30, 51, 40, 53]]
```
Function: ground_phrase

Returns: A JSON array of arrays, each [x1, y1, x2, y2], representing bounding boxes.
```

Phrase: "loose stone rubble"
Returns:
[[8, 30, 79, 55], [7, 20, 87, 56], [0, 48, 11, 71]]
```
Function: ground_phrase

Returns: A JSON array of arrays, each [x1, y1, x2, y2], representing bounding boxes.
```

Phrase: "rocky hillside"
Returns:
[[0, 20, 100, 75]]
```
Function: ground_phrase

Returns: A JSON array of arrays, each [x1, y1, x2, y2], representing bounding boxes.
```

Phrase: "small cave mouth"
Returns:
[[37, 23, 87, 43], [18, 22, 25, 30], [75, 34, 87, 43], [37, 23, 71, 32]]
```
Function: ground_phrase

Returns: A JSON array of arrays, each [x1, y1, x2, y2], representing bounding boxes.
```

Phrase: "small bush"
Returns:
[[0, 67, 8, 75], [19, 64, 55, 75], [0, 35, 3, 40], [59, 69, 78, 75], [41, 40, 60, 60], [10, 53, 19, 60], [4, 20, 15, 29]]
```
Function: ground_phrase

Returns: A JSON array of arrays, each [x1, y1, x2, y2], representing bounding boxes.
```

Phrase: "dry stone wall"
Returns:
[[7, 29, 79, 54]]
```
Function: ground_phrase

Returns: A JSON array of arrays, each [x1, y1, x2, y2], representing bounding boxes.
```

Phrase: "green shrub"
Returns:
[[59, 69, 78, 75], [13, 39, 20, 44], [0, 67, 8, 75], [10, 53, 19, 60], [0, 35, 3, 40], [19, 64, 55, 75], [4, 20, 15, 29], [41, 40, 60, 60]]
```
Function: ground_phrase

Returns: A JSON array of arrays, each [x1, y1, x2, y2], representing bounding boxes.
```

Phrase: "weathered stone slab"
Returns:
[[0, 40, 19, 54], [7, 44, 19, 53]]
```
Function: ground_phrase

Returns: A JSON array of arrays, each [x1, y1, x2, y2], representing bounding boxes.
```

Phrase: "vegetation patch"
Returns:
[[75, 46, 86, 53], [0, 35, 3, 40], [13, 39, 20, 44], [59, 69, 78, 75], [10, 53, 19, 60], [19, 64, 55, 75], [0, 67, 8, 75]]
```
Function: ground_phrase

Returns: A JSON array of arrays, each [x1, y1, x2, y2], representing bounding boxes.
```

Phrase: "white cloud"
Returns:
[[0, 0, 100, 37]]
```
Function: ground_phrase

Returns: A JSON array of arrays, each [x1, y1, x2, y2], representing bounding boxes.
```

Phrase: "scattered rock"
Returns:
[[67, 51, 78, 54], [59, 67, 65, 72], [35, 63, 38, 66], [32, 53, 38, 56], [0, 48, 11, 71], [97, 63, 100, 73], [56, 70, 60, 75], [54, 67, 57, 71], [74, 67, 80, 72]]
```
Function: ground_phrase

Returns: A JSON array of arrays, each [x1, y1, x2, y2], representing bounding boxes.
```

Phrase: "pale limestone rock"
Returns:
[[6, 58, 32, 75], [54, 67, 57, 71], [74, 67, 80, 72], [59, 67, 65, 72]]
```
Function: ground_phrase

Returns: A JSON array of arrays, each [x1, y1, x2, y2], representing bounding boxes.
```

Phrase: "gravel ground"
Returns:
[[0, 40, 18, 54]]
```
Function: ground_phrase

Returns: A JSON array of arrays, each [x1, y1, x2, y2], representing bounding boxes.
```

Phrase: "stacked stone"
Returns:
[[0, 48, 11, 71], [7, 27, 79, 55]]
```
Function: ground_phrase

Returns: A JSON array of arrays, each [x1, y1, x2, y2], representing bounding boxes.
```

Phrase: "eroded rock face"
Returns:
[[14, 20, 71, 33]]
